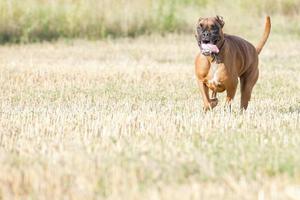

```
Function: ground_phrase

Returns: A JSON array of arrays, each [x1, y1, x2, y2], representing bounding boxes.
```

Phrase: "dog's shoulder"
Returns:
[[224, 34, 256, 52], [224, 34, 251, 45]]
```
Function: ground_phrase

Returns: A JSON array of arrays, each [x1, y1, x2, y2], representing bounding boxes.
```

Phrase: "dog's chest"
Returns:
[[205, 62, 225, 92]]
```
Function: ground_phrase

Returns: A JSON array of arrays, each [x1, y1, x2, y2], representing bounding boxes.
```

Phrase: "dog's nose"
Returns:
[[202, 31, 210, 43], [203, 31, 209, 37]]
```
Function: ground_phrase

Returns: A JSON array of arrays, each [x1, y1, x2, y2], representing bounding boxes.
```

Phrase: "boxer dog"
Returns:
[[195, 16, 271, 111]]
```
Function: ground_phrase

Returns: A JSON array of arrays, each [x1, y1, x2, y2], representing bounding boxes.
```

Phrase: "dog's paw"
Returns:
[[203, 103, 212, 112], [203, 99, 218, 112], [210, 98, 218, 108]]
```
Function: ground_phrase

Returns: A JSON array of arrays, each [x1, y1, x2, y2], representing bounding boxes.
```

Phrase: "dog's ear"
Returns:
[[197, 17, 204, 23], [194, 28, 200, 40], [216, 15, 225, 28], [197, 17, 204, 27], [195, 17, 203, 39]]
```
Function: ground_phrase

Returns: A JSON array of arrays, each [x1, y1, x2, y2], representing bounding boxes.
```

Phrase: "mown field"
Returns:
[[0, 29, 299, 199], [0, 0, 300, 199]]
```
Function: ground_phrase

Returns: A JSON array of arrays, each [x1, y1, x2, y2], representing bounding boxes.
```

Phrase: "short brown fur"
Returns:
[[195, 16, 271, 111]]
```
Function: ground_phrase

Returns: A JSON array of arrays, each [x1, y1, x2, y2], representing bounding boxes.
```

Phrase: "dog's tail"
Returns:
[[256, 16, 271, 55]]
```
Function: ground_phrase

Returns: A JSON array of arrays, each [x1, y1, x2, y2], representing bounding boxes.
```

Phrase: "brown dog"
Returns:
[[195, 16, 271, 111]]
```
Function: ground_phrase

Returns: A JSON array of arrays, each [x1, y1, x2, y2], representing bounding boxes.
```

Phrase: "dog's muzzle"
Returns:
[[197, 33, 221, 56]]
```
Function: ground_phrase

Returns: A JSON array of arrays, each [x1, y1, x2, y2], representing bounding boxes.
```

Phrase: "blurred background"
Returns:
[[0, 0, 299, 43]]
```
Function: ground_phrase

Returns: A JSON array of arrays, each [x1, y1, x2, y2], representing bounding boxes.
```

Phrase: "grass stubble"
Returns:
[[0, 33, 299, 199]]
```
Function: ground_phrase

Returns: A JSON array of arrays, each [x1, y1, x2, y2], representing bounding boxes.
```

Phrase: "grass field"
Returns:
[[0, 30, 299, 199]]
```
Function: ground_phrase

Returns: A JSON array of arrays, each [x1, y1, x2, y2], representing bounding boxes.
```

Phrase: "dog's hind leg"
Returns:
[[240, 66, 259, 110], [225, 80, 238, 111]]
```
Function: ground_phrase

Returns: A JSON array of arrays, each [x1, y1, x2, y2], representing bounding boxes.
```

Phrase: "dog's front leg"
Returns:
[[197, 80, 215, 111]]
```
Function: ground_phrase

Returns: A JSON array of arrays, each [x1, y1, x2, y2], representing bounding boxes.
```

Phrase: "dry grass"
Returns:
[[0, 33, 300, 199]]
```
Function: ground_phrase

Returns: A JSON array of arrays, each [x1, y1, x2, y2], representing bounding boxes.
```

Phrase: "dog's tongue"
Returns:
[[201, 44, 219, 53]]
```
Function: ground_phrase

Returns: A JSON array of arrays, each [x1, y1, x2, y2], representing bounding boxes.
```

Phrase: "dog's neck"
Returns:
[[217, 38, 225, 52], [207, 39, 225, 64]]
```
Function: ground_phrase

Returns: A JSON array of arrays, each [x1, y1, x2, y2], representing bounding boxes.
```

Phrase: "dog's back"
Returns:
[[224, 34, 258, 76]]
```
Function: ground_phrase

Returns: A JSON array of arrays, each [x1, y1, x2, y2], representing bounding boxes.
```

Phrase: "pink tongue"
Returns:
[[201, 44, 219, 53]]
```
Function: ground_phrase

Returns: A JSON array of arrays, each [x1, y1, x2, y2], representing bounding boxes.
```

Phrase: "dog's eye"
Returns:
[[212, 27, 219, 33]]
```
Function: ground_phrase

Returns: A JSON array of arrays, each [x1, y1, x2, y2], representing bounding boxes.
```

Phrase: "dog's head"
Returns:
[[195, 16, 225, 56]]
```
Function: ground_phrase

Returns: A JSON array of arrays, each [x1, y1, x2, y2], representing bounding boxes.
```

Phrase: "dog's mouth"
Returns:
[[201, 50, 212, 56], [198, 36, 221, 56], [200, 42, 220, 56], [196, 31, 222, 56]]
